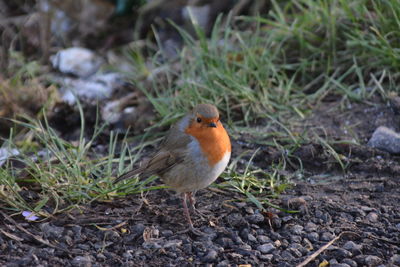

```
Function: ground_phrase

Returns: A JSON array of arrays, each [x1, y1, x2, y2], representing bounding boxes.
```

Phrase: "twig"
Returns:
[[0, 229, 23, 242], [0, 211, 82, 255], [297, 231, 358, 267]]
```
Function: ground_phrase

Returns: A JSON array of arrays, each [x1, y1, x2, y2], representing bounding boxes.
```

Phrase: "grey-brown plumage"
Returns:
[[114, 103, 231, 235]]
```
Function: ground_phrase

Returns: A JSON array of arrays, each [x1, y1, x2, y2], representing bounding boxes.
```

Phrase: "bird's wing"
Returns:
[[114, 123, 192, 184]]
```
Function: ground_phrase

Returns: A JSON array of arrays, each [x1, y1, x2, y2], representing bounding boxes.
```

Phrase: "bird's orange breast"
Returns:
[[185, 123, 231, 166]]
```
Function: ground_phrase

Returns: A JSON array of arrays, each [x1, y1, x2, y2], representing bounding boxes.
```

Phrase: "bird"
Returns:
[[114, 104, 231, 234]]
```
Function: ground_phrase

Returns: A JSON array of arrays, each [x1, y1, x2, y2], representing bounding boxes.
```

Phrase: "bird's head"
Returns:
[[187, 104, 221, 130]]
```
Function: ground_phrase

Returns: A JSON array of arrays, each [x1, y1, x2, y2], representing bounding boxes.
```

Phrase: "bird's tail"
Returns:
[[113, 167, 144, 184]]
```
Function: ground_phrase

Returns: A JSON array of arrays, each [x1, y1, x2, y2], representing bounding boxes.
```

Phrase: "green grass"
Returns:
[[1, 0, 399, 215]]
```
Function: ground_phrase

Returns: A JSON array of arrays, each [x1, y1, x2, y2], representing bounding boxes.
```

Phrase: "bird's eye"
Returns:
[[196, 117, 202, 123]]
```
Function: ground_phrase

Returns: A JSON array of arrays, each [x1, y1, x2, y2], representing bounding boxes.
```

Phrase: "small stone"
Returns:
[[259, 254, 274, 261], [330, 264, 350, 267], [202, 249, 218, 263], [131, 223, 145, 237], [330, 259, 339, 265], [161, 230, 174, 237], [288, 248, 302, 258], [391, 254, 400, 265], [281, 216, 293, 223], [64, 235, 74, 246], [246, 213, 264, 224], [273, 240, 281, 248], [304, 222, 317, 232], [366, 212, 379, 223], [269, 231, 282, 240], [40, 223, 64, 239], [216, 237, 234, 248], [315, 211, 332, 224], [245, 207, 254, 214], [272, 216, 282, 229], [343, 241, 362, 255], [364, 255, 382, 266], [341, 259, 357, 267], [306, 232, 319, 243], [290, 225, 304, 235], [123, 251, 133, 260], [247, 234, 257, 242], [96, 253, 106, 261], [368, 126, 400, 154], [216, 260, 230, 267], [71, 255, 92, 267], [320, 232, 334, 241], [257, 243, 275, 254], [257, 235, 270, 244], [239, 228, 250, 240], [335, 248, 352, 258], [226, 213, 247, 227], [290, 235, 302, 243], [281, 250, 295, 261]]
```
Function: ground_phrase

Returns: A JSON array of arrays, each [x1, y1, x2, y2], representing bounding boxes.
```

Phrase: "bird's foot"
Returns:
[[177, 224, 206, 236], [192, 207, 213, 221]]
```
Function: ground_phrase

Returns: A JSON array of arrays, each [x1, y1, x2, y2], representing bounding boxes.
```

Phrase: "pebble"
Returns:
[[335, 248, 353, 258], [215, 237, 234, 248], [39, 223, 64, 239], [343, 241, 362, 255], [287, 248, 302, 258], [259, 254, 274, 261], [95, 253, 106, 261], [202, 249, 218, 262], [246, 213, 264, 224], [257, 243, 275, 254], [122, 251, 133, 260], [290, 235, 302, 243], [290, 225, 304, 235], [304, 222, 318, 232], [273, 240, 281, 248], [247, 233, 257, 242], [216, 260, 230, 267], [368, 126, 400, 154], [269, 231, 282, 240], [306, 232, 319, 243], [281, 250, 295, 261], [364, 255, 382, 266], [71, 255, 92, 267], [272, 216, 282, 229], [161, 230, 174, 237], [316, 211, 332, 224], [390, 254, 400, 265], [257, 235, 270, 243], [239, 228, 250, 240], [226, 213, 247, 227], [341, 258, 357, 267], [320, 232, 334, 241], [330, 264, 351, 267], [366, 212, 379, 223], [245, 207, 254, 214], [131, 223, 146, 236]]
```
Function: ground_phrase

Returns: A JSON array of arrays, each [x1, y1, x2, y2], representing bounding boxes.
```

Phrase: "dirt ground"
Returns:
[[1, 98, 400, 267]]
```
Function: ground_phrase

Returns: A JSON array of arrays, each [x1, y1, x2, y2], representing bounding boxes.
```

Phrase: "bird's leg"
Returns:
[[187, 191, 196, 211], [182, 192, 194, 226], [180, 192, 205, 235], [187, 191, 212, 220]]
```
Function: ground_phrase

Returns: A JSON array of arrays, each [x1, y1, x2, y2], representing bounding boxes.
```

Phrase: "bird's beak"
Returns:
[[208, 122, 217, 128]]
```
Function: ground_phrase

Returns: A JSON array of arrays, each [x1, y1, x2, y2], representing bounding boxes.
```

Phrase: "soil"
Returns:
[[1, 99, 400, 267]]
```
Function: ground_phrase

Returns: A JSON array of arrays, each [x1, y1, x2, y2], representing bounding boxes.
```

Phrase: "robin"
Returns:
[[114, 104, 231, 234]]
